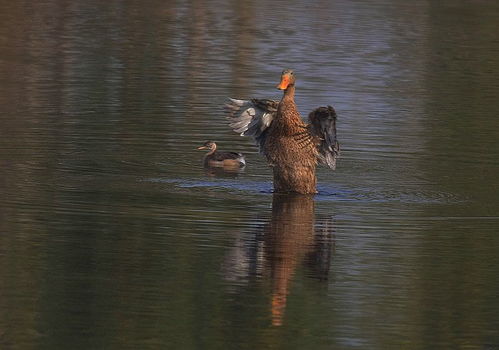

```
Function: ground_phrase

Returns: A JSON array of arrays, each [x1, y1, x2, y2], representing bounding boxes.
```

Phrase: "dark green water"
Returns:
[[1, 1, 499, 349]]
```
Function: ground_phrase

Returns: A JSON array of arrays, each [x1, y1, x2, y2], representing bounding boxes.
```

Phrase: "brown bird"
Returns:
[[197, 141, 246, 168], [225, 69, 339, 194]]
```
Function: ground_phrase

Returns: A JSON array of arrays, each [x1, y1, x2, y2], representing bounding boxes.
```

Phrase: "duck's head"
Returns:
[[277, 69, 295, 90], [197, 141, 216, 151]]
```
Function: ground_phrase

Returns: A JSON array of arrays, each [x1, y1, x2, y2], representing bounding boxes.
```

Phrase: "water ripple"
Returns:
[[146, 178, 462, 205]]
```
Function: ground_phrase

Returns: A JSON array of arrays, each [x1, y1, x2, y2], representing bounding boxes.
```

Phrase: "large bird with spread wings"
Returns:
[[225, 69, 340, 194]]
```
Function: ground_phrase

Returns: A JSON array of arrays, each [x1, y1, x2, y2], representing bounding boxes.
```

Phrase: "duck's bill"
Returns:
[[277, 76, 290, 90]]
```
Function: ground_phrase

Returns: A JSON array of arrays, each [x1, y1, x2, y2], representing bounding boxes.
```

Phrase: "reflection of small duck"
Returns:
[[197, 141, 246, 168]]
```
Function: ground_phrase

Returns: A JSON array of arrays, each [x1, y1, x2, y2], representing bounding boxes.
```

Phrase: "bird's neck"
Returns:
[[207, 145, 216, 155], [278, 85, 300, 124], [282, 84, 295, 101]]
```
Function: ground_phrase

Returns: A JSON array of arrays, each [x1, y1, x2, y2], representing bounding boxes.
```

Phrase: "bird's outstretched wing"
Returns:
[[308, 106, 340, 170], [225, 98, 278, 152]]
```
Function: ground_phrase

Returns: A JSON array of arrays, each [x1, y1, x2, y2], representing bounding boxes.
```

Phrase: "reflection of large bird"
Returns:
[[220, 194, 335, 327], [225, 69, 340, 194]]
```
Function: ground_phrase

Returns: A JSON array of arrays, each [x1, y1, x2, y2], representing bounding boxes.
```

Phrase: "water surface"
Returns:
[[1, 1, 499, 349]]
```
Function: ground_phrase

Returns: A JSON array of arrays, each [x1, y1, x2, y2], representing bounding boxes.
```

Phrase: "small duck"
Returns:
[[197, 141, 246, 168]]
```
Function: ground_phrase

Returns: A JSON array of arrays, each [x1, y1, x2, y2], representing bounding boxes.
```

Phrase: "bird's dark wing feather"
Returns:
[[225, 98, 278, 152], [308, 106, 340, 170]]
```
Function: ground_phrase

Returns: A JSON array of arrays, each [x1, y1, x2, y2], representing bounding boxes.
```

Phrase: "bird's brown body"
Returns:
[[226, 69, 339, 194], [264, 87, 319, 194]]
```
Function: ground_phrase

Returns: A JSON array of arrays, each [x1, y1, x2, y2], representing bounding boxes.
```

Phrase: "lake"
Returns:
[[1, 0, 499, 349]]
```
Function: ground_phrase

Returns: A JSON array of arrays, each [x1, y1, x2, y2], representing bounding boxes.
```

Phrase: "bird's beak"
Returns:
[[197, 146, 207, 150], [277, 75, 291, 90]]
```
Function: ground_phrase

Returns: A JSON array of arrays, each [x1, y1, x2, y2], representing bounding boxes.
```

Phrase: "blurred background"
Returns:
[[1, 0, 499, 349]]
